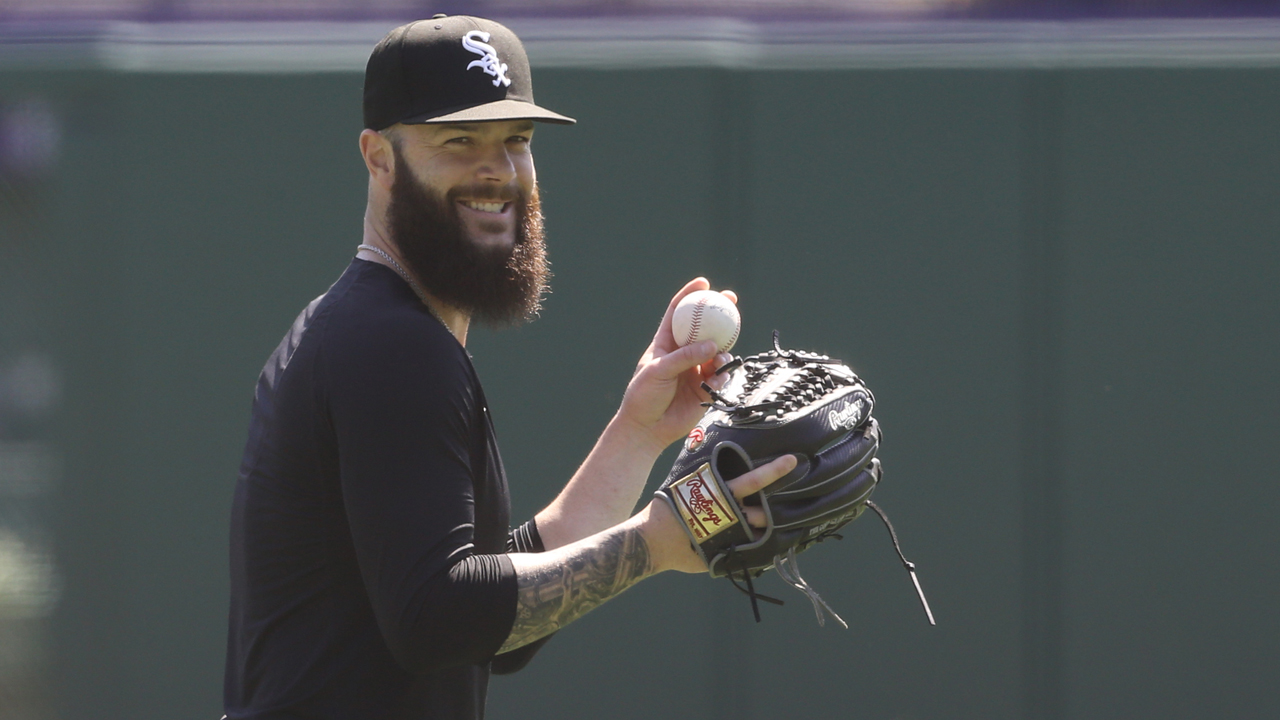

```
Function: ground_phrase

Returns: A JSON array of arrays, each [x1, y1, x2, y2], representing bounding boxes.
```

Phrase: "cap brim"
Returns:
[[402, 99, 575, 126]]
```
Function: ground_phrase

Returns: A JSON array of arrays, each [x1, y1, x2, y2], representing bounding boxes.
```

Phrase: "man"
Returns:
[[223, 15, 795, 720]]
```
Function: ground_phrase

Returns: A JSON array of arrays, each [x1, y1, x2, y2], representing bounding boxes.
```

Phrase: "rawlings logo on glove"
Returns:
[[828, 398, 867, 430], [685, 427, 706, 452], [668, 464, 738, 540]]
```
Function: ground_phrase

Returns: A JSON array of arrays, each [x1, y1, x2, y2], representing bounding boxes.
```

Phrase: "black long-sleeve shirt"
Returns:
[[225, 259, 544, 720]]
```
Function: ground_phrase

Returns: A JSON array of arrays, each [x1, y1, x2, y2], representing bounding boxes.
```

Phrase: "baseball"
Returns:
[[672, 290, 741, 353]]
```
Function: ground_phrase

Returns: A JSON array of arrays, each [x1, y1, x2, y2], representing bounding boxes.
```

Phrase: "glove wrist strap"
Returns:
[[655, 460, 753, 573]]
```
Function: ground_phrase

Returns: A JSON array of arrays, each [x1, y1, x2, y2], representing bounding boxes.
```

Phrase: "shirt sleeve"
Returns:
[[320, 306, 518, 675], [506, 517, 545, 554], [492, 517, 554, 675]]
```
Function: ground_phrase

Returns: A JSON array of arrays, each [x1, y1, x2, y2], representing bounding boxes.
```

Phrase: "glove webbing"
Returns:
[[766, 329, 843, 365], [699, 331, 852, 421]]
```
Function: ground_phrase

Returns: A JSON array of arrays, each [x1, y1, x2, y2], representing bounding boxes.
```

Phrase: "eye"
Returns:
[[444, 136, 473, 146], [507, 135, 531, 145]]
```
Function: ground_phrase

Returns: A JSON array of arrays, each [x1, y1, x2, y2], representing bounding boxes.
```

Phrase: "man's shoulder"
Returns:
[[315, 259, 471, 382]]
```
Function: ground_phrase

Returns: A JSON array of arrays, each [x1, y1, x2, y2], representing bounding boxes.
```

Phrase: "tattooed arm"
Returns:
[[499, 513, 653, 653], [499, 455, 796, 654]]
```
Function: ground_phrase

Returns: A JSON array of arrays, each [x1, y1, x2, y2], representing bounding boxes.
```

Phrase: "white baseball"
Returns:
[[672, 290, 741, 353]]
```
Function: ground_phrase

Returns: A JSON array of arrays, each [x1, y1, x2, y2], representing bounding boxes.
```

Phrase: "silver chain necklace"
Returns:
[[356, 244, 447, 327]]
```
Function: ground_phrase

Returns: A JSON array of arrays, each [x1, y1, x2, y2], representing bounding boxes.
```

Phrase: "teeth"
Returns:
[[464, 201, 504, 213]]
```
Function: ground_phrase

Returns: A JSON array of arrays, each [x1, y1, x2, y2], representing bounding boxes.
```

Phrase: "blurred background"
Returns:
[[1, 1, 1278, 719]]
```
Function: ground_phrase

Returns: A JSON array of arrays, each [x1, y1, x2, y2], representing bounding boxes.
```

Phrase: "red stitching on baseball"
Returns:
[[686, 298, 705, 347]]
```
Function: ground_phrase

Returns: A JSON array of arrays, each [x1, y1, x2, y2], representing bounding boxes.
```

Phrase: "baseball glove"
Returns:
[[656, 332, 934, 628]]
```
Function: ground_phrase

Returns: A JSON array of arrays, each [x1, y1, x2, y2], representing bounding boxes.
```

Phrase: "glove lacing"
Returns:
[[725, 501, 937, 628], [700, 331, 861, 422], [724, 547, 785, 623], [866, 499, 937, 626], [775, 546, 849, 629]]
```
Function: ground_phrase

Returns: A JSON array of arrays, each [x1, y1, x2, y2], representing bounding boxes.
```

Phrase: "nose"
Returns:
[[476, 142, 517, 185]]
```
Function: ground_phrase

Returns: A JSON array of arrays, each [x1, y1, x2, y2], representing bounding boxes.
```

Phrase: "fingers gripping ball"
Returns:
[[672, 290, 741, 353]]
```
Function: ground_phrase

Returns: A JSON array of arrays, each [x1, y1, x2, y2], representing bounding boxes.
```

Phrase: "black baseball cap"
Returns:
[[363, 15, 575, 130]]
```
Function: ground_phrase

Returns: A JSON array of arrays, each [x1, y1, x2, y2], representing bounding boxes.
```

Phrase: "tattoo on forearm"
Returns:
[[499, 527, 651, 654]]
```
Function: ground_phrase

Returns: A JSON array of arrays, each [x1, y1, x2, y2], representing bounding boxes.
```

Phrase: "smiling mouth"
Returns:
[[460, 200, 511, 214]]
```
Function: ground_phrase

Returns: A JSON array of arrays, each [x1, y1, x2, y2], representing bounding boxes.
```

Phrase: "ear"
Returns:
[[359, 129, 396, 191]]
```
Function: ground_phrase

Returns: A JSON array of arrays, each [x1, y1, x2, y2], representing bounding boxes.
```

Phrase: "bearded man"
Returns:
[[223, 15, 795, 720]]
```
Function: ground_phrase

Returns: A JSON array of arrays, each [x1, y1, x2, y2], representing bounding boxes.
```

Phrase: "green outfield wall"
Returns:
[[1, 65, 1276, 720]]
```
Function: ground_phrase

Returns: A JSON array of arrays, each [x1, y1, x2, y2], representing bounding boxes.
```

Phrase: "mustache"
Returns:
[[445, 183, 524, 203]]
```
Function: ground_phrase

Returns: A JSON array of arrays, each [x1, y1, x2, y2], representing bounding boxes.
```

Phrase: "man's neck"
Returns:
[[358, 220, 470, 346]]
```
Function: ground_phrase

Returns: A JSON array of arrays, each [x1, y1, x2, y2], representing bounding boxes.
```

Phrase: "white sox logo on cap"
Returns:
[[462, 30, 511, 87]]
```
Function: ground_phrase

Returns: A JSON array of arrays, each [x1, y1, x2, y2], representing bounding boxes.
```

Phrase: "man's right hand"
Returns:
[[613, 278, 738, 457], [534, 278, 737, 551]]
